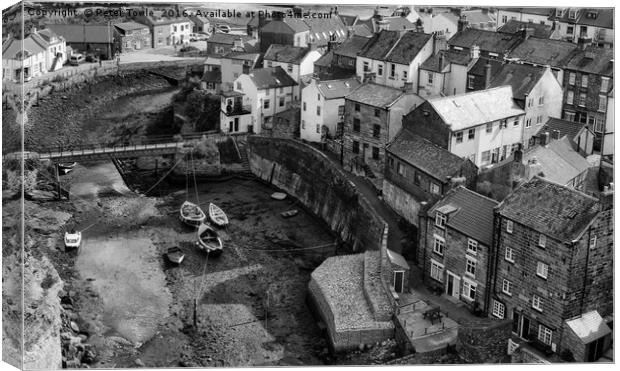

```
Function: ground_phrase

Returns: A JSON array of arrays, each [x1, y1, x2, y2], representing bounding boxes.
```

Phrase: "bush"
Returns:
[[180, 45, 199, 53]]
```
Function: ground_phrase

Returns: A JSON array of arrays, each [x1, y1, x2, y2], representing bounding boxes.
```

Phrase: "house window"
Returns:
[[303, 102, 307, 111], [601, 77, 609, 92], [502, 279, 512, 295], [536, 115, 542, 124], [462, 279, 476, 301], [390, 63, 395, 78], [468, 128, 475, 140], [579, 93, 586, 107], [581, 74, 588, 88], [433, 234, 445, 255], [435, 212, 446, 228], [499, 120, 508, 129], [414, 171, 421, 185], [355, 103, 360, 112], [363, 61, 369, 72], [402, 70, 408, 79], [538, 325, 553, 346], [532, 295, 543, 312], [430, 260, 444, 282], [467, 75, 475, 89], [316, 124, 320, 134], [589, 235, 597, 249], [316, 106, 321, 116], [538, 96, 544, 105], [513, 118, 520, 126], [338, 105, 345, 116], [430, 182, 440, 195], [567, 91, 574, 105], [538, 234, 546, 248], [428, 72, 434, 84], [279, 97, 285, 107], [481, 150, 491, 165], [353, 118, 360, 132], [567, 25, 574, 35], [599, 95, 607, 112], [486, 123, 493, 133], [525, 118, 532, 128], [492, 300, 505, 319], [506, 220, 514, 233], [397, 162, 404, 176], [455, 131, 463, 143], [263, 99, 270, 109], [537, 262, 549, 279], [301, 120, 305, 129], [505, 247, 514, 262], [317, 93, 320, 101], [352, 140, 360, 154], [373, 124, 380, 138], [377, 64, 383, 76], [465, 256, 476, 277], [266, 61, 273, 67], [372, 146, 379, 160], [287, 64, 294, 73], [467, 239, 478, 255], [569, 72, 576, 85]]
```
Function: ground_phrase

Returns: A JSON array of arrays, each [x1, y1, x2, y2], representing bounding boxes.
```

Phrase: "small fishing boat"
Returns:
[[208, 203, 229, 227], [165, 246, 185, 264], [179, 201, 206, 227], [271, 192, 287, 200], [281, 209, 299, 218], [58, 162, 77, 174], [64, 229, 82, 249], [197, 223, 223, 255]]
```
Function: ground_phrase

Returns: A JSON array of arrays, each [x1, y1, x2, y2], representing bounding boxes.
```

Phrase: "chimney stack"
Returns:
[[521, 27, 533, 40], [551, 130, 561, 140], [577, 37, 592, 50], [539, 131, 550, 145], [439, 53, 445, 70], [458, 15, 468, 32], [470, 44, 480, 59], [484, 61, 492, 89]]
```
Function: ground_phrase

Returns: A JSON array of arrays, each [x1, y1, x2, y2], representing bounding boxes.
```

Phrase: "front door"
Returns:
[[513, 310, 531, 340], [587, 337, 606, 361], [393, 271, 404, 293], [446, 272, 460, 298]]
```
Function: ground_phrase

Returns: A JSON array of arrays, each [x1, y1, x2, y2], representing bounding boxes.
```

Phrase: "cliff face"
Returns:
[[247, 137, 384, 252], [2, 200, 69, 369]]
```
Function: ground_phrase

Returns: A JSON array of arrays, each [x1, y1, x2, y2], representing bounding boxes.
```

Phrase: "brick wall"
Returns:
[[582, 209, 613, 317], [382, 179, 424, 227], [456, 319, 512, 363], [119, 30, 151, 52], [343, 100, 390, 175], [402, 101, 451, 149], [384, 152, 445, 203]]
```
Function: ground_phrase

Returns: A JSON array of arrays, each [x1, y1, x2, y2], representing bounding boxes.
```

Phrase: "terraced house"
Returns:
[[2, 27, 66, 82], [356, 29, 434, 91], [420, 186, 498, 314], [491, 177, 613, 362], [402, 86, 526, 168], [342, 82, 423, 178], [263, 44, 323, 98]]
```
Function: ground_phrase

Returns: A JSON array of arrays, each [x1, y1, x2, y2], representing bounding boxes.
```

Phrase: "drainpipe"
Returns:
[[579, 227, 592, 314], [488, 211, 502, 314]]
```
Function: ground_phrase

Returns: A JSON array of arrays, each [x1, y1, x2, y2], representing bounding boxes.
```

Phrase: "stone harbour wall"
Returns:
[[456, 319, 512, 363], [247, 136, 385, 252]]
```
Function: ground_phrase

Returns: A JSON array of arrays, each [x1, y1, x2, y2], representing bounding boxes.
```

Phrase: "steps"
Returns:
[[362, 163, 376, 179], [233, 137, 252, 175], [50, 55, 60, 72]]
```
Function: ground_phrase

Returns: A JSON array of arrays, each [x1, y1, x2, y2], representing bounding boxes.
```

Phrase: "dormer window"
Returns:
[[435, 212, 447, 228], [568, 9, 577, 19]]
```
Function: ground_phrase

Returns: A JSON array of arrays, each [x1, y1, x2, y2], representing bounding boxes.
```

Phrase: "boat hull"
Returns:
[[197, 224, 223, 255], [208, 203, 229, 227], [180, 201, 206, 228]]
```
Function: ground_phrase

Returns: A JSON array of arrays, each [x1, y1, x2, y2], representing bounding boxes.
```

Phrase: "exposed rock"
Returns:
[[134, 358, 145, 367], [70, 321, 80, 333]]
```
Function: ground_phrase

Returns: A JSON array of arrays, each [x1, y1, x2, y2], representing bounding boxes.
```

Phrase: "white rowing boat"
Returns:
[[64, 230, 82, 249], [271, 192, 286, 200], [180, 201, 206, 227], [208, 203, 229, 227], [197, 223, 223, 255]]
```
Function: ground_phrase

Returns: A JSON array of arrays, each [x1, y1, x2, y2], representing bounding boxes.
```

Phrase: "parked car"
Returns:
[[69, 54, 85, 66], [216, 24, 231, 33], [189, 33, 208, 41], [85, 54, 100, 63]]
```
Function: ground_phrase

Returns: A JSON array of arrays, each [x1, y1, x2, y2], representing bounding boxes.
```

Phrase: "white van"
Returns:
[[69, 54, 85, 66]]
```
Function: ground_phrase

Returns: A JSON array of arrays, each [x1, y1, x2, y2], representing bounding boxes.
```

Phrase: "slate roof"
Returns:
[[139, 16, 188, 26], [565, 311, 612, 345], [345, 82, 404, 108], [467, 57, 504, 78], [305, 17, 348, 45], [317, 77, 361, 100], [2, 36, 46, 59], [387, 129, 475, 183], [537, 118, 590, 142], [339, 14, 359, 27], [507, 38, 577, 68], [461, 9, 496, 26], [564, 46, 614, 76], [572, 8, 613, 29], [333, 35, 371, 59], [352, 24, 373, 38], [497, 176, 600, 242], [427, 186, 498, 246], [359, 30, 433, 65], [428, 86, 524, 131], [521, 137, 590, 186], [498, 20, 554, 39], [488, 63, 547, 102], [264, 44, 310, 64], [314, 50, 333, 67], [33, 28, 63, 44], [280, 18, 311, 33], [421, 50, 472, 72], [208, 33, 253, 45], [449, 29, 521, 54], [247, 66, 297, 89], [379, 16, 416, 31], [202, 70, 221, 83], [113, 21, 149, 32], [45, 24, 116, 44], [498, 7, 554, 17]]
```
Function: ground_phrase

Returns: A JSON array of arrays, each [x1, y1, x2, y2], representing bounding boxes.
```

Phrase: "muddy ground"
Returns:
[[42, 162, 344, 367]]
